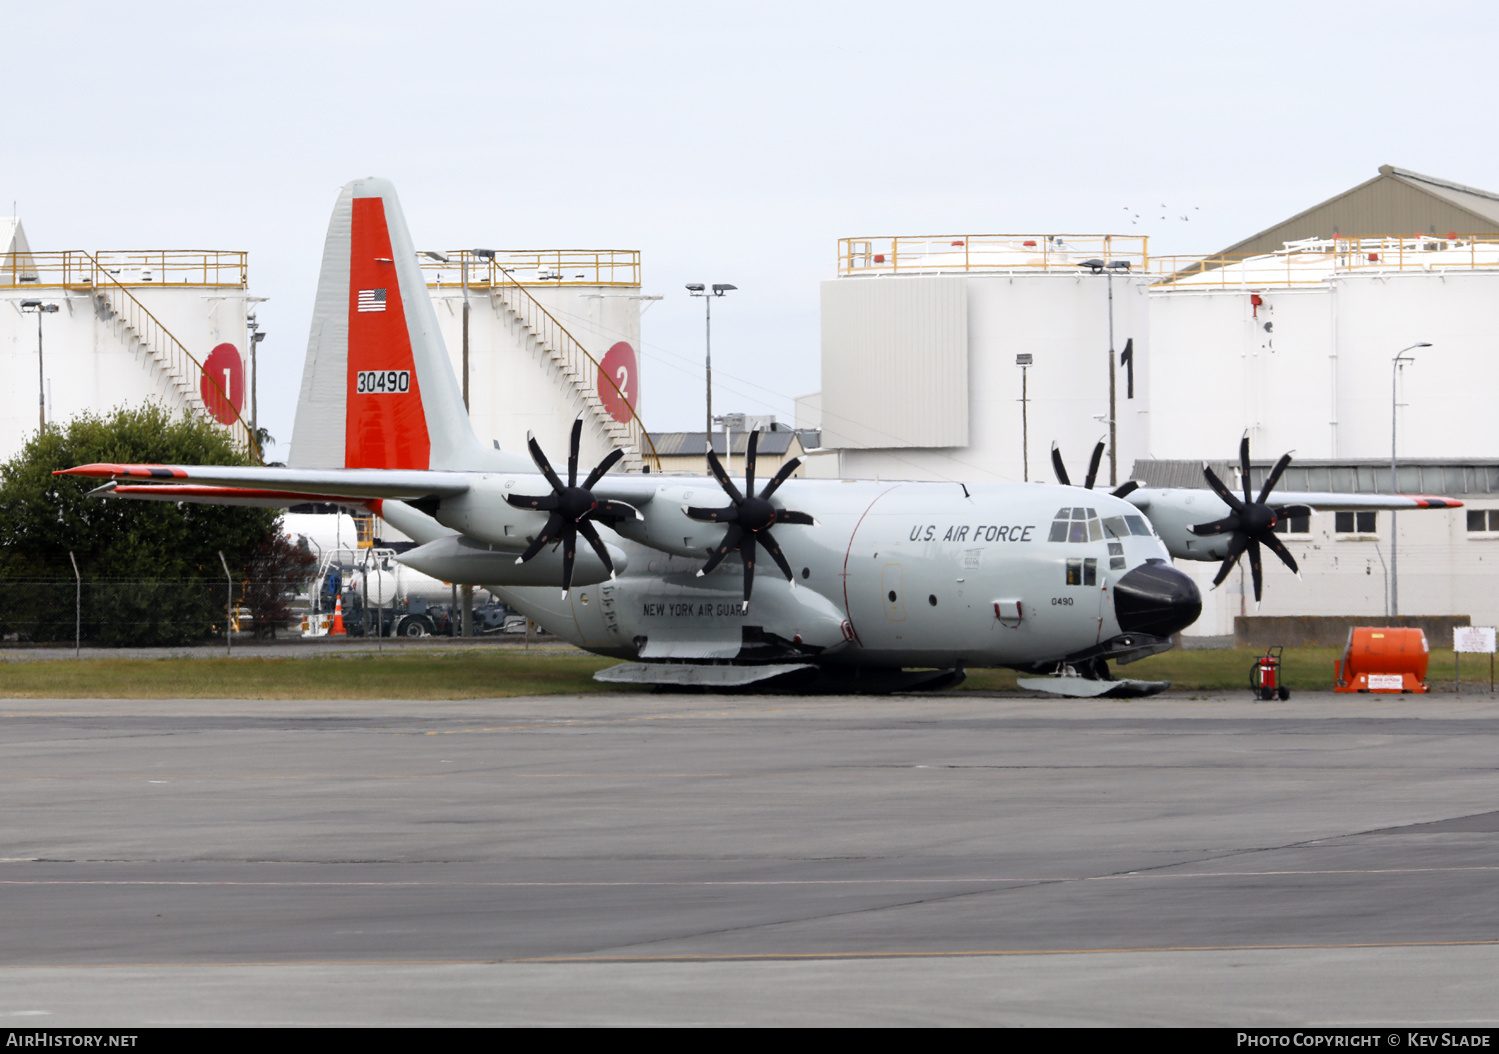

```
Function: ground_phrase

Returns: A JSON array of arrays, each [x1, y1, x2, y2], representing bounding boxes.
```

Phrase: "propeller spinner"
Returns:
[[684, 430, 815, 610], [1050, 439, 1140, 498], [1188, 433, 1309, 604], [505, 417, 640, 598]]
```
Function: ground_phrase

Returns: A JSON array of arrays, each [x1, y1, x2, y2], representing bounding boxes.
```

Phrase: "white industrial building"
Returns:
[[0, 218, 257, 462], [802, 235, 1152, 489], [799, 166, 1499, 633], [418, 250, 654, 474]]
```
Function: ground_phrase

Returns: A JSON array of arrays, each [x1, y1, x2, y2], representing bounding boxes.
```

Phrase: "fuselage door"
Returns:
[[882, 562, 906, 622]]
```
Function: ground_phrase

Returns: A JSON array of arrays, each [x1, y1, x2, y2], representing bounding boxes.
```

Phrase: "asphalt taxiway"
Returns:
[[1, 691, 1497, 1026]]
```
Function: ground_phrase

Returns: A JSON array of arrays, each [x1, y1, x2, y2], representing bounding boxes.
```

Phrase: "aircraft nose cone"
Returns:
[[1113, 561, 1202, 638]]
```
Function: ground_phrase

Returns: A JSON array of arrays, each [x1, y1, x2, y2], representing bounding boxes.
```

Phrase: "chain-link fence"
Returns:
[[0, 579, 308, 647]]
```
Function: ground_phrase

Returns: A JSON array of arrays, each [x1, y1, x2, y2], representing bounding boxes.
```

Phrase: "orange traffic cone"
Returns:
[[330, 593, 347, 636]]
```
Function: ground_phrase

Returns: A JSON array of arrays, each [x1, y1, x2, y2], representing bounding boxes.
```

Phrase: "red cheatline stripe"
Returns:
[[113, 486, 374, 505]]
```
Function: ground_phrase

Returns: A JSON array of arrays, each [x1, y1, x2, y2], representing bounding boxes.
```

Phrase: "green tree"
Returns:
[[0, 405, 282, 645], [0, 404, 276, 580]]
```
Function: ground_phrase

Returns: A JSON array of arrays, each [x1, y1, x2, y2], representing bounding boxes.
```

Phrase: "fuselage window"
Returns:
[[1065, 557, 1098, 586]]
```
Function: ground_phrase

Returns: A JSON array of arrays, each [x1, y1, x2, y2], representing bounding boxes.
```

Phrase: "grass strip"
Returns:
[[0, 646, 1489, 699], [0, 650, 626, 699]]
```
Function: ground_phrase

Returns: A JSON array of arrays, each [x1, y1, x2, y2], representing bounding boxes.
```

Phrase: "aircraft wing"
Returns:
[[1127, 486, 1462, 564], [1260, 491, 1460, 511], [56, 463, 475, 500], [1128, 489, 1462, 514], [55, 462, 666, 506]]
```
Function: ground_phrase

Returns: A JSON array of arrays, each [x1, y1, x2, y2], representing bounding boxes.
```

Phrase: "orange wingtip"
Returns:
[[53, 464, 188, 479]]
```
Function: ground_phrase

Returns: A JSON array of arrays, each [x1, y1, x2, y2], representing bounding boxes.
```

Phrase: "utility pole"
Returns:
[[1079, 260, 1130, 487], [1390, 341, 1432, 616]]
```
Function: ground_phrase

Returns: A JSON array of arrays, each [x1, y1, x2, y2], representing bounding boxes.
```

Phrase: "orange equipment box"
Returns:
[[1333, 627, 1429, 693]]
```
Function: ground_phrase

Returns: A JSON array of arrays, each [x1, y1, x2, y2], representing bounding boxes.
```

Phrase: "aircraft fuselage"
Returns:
[[490, 478, 1197, 671]]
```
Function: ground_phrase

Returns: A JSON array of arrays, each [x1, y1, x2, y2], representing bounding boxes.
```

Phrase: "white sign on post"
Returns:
[[1453, 626, 1496, 653], [1453, 626, 1497, 695]]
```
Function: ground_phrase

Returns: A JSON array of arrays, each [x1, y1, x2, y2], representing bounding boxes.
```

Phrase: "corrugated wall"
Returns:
[[819, 276, 968, 449]]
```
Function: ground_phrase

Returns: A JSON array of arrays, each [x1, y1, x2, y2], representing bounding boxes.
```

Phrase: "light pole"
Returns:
[[423, 249, 493, 639], [1390, 340, 1433, 617], [1016, 353, 1033, 481], [687, 283, 735, 440], [423, 249, 495, 412], [1079, 259, 1131, 486], [20, 300, 58, 431]]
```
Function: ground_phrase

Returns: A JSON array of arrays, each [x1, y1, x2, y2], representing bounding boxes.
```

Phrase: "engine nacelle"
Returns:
[[397, 532, 627, 588]]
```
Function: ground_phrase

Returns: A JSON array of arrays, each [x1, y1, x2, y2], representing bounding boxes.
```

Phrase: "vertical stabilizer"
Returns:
[[290, 178, 525, 472]]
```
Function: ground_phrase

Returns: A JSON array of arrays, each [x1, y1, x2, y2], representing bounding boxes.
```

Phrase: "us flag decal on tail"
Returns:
[[357, 288, 387, 312]]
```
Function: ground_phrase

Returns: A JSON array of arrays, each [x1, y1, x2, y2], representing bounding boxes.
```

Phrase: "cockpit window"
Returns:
[[1125, 515, 1153, 537], [1048, 511, 1069, 542], [1049, 506, 1107, 544]]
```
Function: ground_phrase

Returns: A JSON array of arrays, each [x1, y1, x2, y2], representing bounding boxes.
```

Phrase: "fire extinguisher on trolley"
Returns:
[[1250, 645, 1291, 701]]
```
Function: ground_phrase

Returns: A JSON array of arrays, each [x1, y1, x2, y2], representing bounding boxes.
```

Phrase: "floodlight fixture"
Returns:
[[711, 283, 737, 295], [1079, 258, 1106, 273], [472, 248, 496, 260], [686, 283, 705, 293], [1108, 260, 1131, 271]]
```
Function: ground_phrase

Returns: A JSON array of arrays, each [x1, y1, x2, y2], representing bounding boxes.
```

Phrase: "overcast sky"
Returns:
[[7, 1, 1496, 455]]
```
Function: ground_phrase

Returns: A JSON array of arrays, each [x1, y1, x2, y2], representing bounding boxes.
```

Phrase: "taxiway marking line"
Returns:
[[1, 865, 1496, 887], [3, 938, 1499, 970], [418, 710, 777, 735], [508, 938, 1499, 963]]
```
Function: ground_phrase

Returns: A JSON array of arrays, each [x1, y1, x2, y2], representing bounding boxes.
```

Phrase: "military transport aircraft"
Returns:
[[58, 178, 1460, 696]]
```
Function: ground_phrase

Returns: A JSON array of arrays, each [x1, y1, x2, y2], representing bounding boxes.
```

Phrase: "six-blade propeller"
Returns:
[[1050, 440, 1140, 498], [505, 417, 640, 598], [1188, 433, 1310, 604], [512, 422, 1303, 612], [683, 430, 815, 610]]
